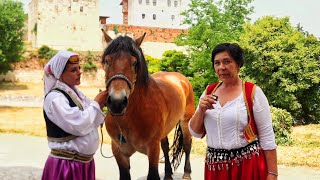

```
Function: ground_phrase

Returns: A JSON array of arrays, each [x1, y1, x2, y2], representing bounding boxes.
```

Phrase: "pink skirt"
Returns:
[[41, 155, 96, 180], [204, 141, 267, 180]]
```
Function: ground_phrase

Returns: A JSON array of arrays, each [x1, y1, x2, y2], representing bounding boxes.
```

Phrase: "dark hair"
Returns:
[[211, 43, 244, 68]]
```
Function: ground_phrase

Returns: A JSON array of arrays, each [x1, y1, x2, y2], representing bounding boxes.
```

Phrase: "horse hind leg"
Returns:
[[180, 117, 193, 179], [161, 136, 173, 180]]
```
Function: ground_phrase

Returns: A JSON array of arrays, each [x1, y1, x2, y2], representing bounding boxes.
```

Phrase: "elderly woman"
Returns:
[[42, 50, 108, 180], [189, 43, 278, 180]]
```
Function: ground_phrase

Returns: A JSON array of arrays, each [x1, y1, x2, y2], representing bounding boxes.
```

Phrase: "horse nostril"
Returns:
[[122, 97, 128, 109], [106, 96, 112, 107], [106, 95, 128, 115]]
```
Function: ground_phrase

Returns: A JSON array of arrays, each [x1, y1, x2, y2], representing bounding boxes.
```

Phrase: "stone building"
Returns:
[[27, 0, 189, 57], [121, 0, 190, 29], [28, 0, 103, 51]]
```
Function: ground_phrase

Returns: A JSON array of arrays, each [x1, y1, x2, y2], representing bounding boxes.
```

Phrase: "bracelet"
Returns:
[[268, 171, 278, 176]]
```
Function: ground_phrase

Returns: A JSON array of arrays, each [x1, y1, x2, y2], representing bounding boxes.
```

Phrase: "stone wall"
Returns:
[[105, 24, 188, 43], [28, 0, 102, 51]]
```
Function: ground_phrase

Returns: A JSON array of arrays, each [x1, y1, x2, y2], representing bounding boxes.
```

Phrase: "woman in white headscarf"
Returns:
[[42, 50, 108, 180]]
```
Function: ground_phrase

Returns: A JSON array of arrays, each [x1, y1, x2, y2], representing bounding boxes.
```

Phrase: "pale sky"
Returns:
[[20, 0, 320, 38]]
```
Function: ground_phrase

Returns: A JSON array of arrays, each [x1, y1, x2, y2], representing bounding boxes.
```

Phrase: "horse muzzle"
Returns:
[[105, 94, 128, 116]]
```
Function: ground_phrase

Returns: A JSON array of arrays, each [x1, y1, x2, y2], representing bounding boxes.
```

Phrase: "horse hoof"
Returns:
[[182, 173, 191, 180], [164, 175, 173, 180], [159, 156, 165, 163]]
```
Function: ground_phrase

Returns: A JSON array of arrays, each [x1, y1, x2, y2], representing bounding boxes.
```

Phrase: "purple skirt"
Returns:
[[42, 155, 95, 180]]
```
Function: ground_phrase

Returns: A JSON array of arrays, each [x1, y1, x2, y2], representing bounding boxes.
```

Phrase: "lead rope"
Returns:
[[99, 123, 114, 158], [99, 121, 123, 158]]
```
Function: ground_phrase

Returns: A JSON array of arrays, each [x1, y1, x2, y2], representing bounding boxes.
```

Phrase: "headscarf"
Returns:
[[43, 50, 78, 94]]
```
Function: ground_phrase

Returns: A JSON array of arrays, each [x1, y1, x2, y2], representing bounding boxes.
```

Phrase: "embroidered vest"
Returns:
[[206, 81, 257, 142], [43, 88, 83, 142]]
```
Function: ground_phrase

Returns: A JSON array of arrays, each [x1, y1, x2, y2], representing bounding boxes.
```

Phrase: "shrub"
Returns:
[[145, 55, 160, 74], [270, 106, 293, 145], [82, 61, 97, 72], [82, 51, 97, 72], [160, 50, 192, 76], [38, 45, 57, 61]]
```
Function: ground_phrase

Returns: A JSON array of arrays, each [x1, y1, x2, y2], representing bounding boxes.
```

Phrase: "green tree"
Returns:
[[0, 0, 25, 74], [177, 0, 253, 97], [160, 50, 192, 76], [239, 16, 320, 124]]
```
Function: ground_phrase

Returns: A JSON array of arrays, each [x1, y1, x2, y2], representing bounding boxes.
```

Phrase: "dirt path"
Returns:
[[1, 133, 320, 180]]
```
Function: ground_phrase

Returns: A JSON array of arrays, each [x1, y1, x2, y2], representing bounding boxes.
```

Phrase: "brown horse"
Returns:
[[101, 30, 195, 180]]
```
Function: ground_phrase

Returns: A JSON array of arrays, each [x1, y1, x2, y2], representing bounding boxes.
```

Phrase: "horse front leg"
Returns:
[[161, 136, 173, 180], [112, 141, 131, 180], [147, 142, 161, 180]]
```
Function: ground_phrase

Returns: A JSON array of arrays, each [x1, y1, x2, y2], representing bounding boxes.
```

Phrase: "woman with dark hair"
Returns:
[[189, 43, 278, 180], [42, 50, 108, 180]]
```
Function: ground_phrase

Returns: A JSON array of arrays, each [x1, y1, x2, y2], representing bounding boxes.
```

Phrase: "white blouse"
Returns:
[[189, 86, 277, 150], [43, 81, 105, 155]]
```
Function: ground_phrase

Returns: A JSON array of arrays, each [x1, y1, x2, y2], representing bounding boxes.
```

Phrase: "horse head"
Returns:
[[101, 29, 149, 116]]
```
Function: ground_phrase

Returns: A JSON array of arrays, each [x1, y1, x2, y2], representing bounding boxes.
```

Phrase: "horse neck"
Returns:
[[130, 75, 155, 98]]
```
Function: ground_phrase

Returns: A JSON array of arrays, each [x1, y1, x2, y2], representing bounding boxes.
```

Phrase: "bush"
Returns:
[[160, 50, 192, 76], [145, 55, 160, 74], [38, 45, 57, 61], [270, 106, 293, 145], [82, 61, 97, 72], [82, 51, 97, 72]]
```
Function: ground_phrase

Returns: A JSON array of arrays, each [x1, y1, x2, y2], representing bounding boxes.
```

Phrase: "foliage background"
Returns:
[[0, 0, 25, 74]]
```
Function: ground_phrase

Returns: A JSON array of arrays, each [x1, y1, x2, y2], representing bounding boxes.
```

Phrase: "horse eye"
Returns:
[[104, 59, 110, 66], [132, 61, 137, 66]]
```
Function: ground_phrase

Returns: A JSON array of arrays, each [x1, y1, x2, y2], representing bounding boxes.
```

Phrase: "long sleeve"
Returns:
[[44, 92, 104, 136], [253, 87, 277, 150]]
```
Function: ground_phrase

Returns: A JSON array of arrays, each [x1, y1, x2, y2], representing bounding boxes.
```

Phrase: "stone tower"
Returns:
[[28, 0, 103, 51]]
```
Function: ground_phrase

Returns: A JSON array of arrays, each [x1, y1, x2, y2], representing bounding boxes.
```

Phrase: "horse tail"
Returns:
[[170, 123, 184, 171]]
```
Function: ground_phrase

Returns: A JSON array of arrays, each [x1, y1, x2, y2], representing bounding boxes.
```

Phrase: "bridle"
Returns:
[[105, 73, 136, 93]]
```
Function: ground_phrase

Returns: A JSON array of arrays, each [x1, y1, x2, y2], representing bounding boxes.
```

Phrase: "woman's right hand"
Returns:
[[198, 94, 218, 113], [94, 90, 108, 109]]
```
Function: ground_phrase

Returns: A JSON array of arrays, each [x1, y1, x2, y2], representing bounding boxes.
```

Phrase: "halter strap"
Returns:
[[105, 73, 134, 91]]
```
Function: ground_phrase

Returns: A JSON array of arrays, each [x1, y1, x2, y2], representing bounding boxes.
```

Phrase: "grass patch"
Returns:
[[277, 124, 320, 167], [0, 82, 39, 96], [0, 107, 46, 136]]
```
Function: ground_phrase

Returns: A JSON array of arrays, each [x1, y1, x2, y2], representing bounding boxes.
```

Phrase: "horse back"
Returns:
[[151, 71, 195, 134]]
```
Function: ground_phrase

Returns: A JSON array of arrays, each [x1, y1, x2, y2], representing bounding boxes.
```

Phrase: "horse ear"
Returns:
[[101, 29, 113, 43], [135, 33, 146, 48]]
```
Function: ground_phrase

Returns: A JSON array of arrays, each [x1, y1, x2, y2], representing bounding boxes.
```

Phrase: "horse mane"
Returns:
[[102, 36, 150, 87]]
